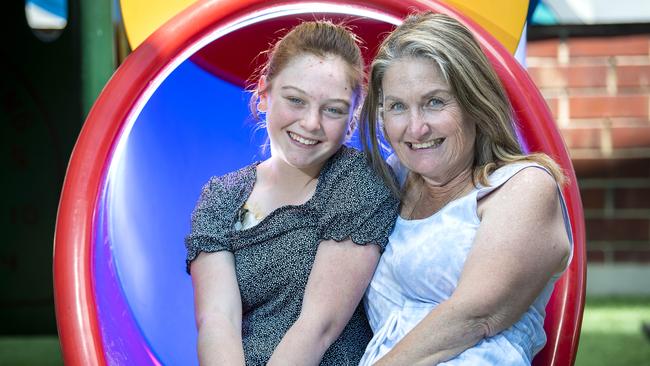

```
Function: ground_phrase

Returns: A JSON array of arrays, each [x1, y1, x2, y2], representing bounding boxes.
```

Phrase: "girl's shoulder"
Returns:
[[316, 146, 400, 249], [325, 145, 366, 171], [320, 146, 392, 196], [197, 162, 259, 209], [316, 146, 398, 211], [212, 162, 259, 189]]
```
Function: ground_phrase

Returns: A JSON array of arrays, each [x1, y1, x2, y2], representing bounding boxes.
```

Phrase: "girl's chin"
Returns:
[[284, 155, 328, 170]]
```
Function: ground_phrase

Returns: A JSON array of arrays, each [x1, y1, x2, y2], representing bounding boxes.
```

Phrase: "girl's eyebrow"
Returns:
[[281, 85, 351, 108]]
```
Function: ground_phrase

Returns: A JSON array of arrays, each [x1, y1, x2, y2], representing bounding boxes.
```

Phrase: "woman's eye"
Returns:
[[426, 98, 444, 108], [387, 102, 405, 112]]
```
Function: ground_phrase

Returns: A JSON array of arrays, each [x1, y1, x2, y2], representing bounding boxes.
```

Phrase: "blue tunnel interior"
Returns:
[[97, 59, 270, 365]]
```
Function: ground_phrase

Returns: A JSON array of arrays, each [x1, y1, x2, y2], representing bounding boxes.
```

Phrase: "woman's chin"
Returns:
[[398, 156, 440, 177]]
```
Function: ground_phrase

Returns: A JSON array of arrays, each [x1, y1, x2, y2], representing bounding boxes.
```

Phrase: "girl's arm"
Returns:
[[375, 167, 571, 365], [191, 251, 245, 366], [267, 240, 380, 366]]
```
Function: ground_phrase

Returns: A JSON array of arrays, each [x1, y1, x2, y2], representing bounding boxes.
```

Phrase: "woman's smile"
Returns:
[[406, 137, 446, 150]]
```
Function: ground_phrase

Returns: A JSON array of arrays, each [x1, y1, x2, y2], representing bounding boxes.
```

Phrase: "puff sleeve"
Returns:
[[184, 176, 234, 273], [317, 148, 400, 251]]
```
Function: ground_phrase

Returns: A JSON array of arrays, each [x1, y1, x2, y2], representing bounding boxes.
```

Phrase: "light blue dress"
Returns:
[[360, 157, 573, 366]]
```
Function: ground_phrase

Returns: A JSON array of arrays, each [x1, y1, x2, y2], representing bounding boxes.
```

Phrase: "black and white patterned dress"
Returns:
[[185, 146, 399, 365]]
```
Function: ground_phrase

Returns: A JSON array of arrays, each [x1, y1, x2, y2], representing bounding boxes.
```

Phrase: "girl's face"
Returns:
[[258, 53, 357, 174], [381, 57, 475, 185]]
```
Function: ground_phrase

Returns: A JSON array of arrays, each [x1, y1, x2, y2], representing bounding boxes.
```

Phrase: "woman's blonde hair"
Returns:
[[360, 12, 565, 197]]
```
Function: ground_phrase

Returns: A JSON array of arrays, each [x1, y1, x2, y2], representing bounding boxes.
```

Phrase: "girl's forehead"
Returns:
[[272, 54, 360, 91]]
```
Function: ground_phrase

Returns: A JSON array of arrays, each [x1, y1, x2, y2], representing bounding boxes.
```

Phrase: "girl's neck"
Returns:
[[244, 157, 322, 220], [259, 156, 323, 192]]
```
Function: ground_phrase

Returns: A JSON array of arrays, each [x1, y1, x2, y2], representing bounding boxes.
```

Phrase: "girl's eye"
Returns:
[[324, 106, 347, 116], [286, 96, 305, 105]]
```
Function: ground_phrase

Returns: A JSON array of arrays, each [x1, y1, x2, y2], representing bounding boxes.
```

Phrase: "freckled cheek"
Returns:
[[269, 107, 300, 128], [323, 120, 349, 142]]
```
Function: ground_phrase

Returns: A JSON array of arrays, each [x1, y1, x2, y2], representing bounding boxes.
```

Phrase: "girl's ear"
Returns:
[[257, 76, 268, 113]]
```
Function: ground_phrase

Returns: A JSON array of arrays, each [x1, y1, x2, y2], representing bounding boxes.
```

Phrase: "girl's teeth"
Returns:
[[289, 132, 318, 145]]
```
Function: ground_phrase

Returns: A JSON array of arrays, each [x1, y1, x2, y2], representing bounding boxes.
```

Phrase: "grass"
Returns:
[[574, 297, 650, 366], [0, 297, 648, 365], [0, 336, 63, 366]]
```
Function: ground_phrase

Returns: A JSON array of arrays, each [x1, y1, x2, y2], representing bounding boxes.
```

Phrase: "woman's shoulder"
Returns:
[[479, 162, 572, 272], [484, 161, 555, 190], [500, 164, 557, 192], [481, 161, 560, 208]]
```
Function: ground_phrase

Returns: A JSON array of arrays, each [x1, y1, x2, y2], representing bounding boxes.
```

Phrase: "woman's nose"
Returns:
[[407, 111, 431, 139]]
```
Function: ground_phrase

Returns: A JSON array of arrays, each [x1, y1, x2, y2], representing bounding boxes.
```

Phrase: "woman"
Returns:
[[185, 21, 399, 365], [359, 13, 573, 365]]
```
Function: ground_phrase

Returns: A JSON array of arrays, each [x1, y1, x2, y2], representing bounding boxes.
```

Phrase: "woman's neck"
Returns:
[[404, 167, 475, 219]]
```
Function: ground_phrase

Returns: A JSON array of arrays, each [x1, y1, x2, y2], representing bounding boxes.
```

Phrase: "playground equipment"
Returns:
[[53, 0, 586, 365]]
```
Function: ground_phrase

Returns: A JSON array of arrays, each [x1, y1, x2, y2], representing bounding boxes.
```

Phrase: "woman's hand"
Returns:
[[268, 240, 381, 366], [191, 251, 245, 366], [375, 167, 571, 365]]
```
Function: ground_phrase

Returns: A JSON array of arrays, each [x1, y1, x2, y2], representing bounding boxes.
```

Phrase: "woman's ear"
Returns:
[[257, 76, 268, 113]]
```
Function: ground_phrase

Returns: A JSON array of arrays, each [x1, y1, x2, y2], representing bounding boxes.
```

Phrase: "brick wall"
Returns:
[[527, 32, 650, 265]]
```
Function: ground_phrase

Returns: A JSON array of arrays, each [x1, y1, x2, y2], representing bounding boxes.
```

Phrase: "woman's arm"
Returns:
[[375, 167, 571, 366], [267, 240, 381, 366], [190, 251, 245, 366]]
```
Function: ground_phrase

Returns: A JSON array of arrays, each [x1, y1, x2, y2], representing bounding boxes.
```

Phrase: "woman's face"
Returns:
[[258, 53, 357, 173], [381, 57, 475, 185]]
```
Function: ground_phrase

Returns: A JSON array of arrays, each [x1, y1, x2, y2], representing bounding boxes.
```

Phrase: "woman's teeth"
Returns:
[[408, 138, 445, 149], [289, 132, 318, 145]]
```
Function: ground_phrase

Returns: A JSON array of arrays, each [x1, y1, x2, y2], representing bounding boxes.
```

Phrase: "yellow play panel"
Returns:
[[119, 0, 196, 49], [119, 0, 528, 53], [444, 0, 528, 53]]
